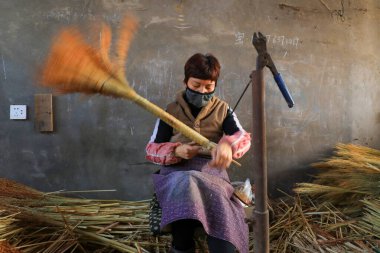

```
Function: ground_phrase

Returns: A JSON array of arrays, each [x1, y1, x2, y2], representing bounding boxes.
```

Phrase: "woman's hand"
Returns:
[[174, 142, 201, 159], [209, 142, 232, 169]]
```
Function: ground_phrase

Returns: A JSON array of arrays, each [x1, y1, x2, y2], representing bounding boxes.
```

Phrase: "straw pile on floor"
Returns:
[[269, 143, 380, 252], [0, 178, 171, 253], [1, 143, 380, 252], [269, 193, 377, 252]]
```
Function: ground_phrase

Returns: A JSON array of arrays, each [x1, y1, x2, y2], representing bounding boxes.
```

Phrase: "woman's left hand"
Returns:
[[209, 142, 232, 169]]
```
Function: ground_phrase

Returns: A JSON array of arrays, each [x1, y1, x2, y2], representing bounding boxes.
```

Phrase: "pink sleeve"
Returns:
[[219, 130, 251, 159], [145, 142, 182, 165]]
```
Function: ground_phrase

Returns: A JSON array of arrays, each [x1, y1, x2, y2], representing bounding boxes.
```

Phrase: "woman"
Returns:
[[146, 53, 251, 253]]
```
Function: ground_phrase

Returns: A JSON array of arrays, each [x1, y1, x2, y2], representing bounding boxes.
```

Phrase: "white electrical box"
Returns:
[[10, 105, 27, 120]]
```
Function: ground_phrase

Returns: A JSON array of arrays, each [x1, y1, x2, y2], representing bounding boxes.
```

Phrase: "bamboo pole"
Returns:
[[101, 77, 216, 150]]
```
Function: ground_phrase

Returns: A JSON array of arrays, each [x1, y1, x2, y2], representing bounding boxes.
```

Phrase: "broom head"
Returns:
[[40, 15, 138, 100]]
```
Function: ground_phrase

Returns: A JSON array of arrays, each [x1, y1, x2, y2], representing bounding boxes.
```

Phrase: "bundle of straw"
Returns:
[[267, 143, 380, 252], [0, 178, 171, 253], [294, 143, 380, 215], [40, 15, 240, 166]]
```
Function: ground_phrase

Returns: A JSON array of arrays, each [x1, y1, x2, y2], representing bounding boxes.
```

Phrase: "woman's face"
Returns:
[[186, 77, 216, 94]]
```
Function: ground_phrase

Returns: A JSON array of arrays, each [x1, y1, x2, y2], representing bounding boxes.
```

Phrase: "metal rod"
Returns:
[[251, 69, 269, 253], [232, 79, 252, 113]]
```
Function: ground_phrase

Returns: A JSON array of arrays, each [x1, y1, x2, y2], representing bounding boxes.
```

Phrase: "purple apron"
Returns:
[[152, 157, 248, 253]]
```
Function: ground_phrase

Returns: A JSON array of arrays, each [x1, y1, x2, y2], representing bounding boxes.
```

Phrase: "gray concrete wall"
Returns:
[[1, 0, 379, 200]]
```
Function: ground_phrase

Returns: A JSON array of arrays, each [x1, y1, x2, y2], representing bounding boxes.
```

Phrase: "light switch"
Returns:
[[10, 105, 27, 120]]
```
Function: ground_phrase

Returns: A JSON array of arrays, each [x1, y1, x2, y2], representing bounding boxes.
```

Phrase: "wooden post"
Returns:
[[251, 69, 269, 253]]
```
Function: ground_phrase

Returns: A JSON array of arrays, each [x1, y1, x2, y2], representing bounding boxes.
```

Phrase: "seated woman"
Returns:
[[146, 53, 251, 253]]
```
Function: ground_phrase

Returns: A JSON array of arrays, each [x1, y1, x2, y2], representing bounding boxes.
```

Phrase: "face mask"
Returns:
[[185, 88, 215, 108]]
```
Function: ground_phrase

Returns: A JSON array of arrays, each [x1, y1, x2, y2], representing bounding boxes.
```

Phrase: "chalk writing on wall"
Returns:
[[234, 32, 299, 49], [265, 34, 299, 48], [234, 32, 245, 45]]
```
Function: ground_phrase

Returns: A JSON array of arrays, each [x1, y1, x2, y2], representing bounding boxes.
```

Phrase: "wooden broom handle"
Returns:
[[98, 76, 241, 166], [133, 95, 242, 167], [101, 78, 241, 167]]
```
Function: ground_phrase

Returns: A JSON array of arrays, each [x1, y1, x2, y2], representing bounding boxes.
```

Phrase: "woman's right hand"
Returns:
[[174, 142, 201, 159]]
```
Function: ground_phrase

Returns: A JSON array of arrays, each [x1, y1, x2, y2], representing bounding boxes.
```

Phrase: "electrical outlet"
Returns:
[[10, 105, 27, 120]]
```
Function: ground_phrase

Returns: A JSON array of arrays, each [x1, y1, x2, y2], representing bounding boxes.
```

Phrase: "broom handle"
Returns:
[[102, 78, 241, 166], [134, 95, 241, 167], [134, 95, 215, 149]]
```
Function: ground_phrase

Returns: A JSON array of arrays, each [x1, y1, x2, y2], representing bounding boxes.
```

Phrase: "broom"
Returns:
[[40, 15, 240, 166]]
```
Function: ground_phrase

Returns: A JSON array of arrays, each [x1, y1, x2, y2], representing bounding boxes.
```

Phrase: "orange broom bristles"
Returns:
[[41, 28, 113, 94], [99, 23, 113, 70], [116, 15, 138, 81], [39, 15, 241, 166], [41, 15, 138, 97]]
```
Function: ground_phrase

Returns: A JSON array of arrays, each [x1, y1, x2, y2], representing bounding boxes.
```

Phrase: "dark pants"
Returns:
[[171, 219, 236, 253]]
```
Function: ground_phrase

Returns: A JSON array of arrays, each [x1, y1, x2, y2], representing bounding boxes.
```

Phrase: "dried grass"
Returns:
[[0, 178, 171, 253], [269, 195, 377, 252], [273, 143, 380, 252], [2, 142, 380, 253], [361, 198, 380, 236], [294, 143, 380, 216], [0, 240, 22, 253]]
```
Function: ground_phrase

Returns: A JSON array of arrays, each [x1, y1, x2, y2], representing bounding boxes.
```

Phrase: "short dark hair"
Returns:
[[184, 53, 221, 85]]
